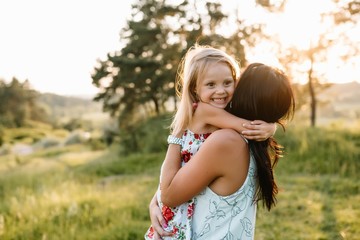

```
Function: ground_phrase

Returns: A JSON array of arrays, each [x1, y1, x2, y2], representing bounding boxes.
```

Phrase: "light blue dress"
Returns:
[[192, 151, 257, 240]]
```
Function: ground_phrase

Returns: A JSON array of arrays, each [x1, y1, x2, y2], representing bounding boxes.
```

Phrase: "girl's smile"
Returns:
[[197, 62, 235, 109]]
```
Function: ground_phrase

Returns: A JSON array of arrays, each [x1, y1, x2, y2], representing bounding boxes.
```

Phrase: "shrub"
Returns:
[[118, 113, 171, 155]]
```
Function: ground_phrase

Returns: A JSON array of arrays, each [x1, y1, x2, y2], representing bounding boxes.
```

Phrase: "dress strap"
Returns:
[[240, 135, 248, 144]]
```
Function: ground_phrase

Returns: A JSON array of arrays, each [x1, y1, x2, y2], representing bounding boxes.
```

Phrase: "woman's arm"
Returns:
[[195, 102, 276, 141], [148, 191, 173, 239], [160, 129, 245, 207], [148, 133, 184, 239]]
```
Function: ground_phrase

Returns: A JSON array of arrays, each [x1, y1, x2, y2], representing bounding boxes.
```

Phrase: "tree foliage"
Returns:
[[91, 0, 263, 152], [0, 78, 47, 128]]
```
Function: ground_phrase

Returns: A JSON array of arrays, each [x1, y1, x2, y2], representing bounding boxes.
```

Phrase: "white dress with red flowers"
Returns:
[[145, 130, 211, 240]]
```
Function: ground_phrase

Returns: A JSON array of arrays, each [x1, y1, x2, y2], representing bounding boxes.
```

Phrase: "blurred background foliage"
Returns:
[[1, 0, 359, 154]]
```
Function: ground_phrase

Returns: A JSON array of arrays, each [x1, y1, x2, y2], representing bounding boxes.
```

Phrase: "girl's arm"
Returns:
[[159, 144, 182, 205], [195, 102, 276, 141]]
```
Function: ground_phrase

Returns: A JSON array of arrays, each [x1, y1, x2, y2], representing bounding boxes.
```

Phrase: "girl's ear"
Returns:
[[192, 102, 198, 112], [193, 90, 199, 102]]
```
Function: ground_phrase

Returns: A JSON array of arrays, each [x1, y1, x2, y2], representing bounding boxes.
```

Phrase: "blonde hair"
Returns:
[[170, 44, 240, 135]]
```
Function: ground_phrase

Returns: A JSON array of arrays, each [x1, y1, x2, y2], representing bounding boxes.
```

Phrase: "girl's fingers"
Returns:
[[250, 120, 266, 125], [242, 130, 261, 135], [242, 132, 267, 141], [242, 123, 261, 130]]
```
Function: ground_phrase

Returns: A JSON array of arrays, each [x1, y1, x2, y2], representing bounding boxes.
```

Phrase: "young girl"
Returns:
[[145, 45, 276, 239]]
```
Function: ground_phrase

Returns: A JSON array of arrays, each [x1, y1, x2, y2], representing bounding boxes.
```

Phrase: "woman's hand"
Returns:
[[149, 193, 173, 239], [241, 120, 276, 141]]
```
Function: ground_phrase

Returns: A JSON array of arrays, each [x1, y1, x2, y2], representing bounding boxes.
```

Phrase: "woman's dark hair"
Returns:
[[226, 63, 295, 211]]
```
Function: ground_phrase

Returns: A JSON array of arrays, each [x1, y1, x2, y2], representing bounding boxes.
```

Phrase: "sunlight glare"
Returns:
[[270, 0, 335, 49]]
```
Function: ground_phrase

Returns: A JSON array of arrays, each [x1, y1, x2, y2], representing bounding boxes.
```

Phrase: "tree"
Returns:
[[91, 0, 264, 152], [266, 0, 360, 126], [91, 0, 264, 118], [92, 0, 184, 124], [0, 78, 46, 127], [92, 0, 189, 151]]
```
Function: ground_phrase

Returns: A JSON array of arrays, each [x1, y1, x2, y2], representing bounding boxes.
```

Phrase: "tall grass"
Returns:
[[0, 124, 358, 239], [275, 123, 360, 178], [0, 144, 164, 239]]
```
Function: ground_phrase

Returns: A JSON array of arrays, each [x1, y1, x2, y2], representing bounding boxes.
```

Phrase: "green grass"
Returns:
[[0, 124, 359, 239], [2, 123, 68, 145], [0, 144, 162, 239], [256, 175, 360, 240], [275, 123, 360, 178]]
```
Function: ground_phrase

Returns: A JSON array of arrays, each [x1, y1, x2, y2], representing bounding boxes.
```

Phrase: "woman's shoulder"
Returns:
[[206, 129, 247, 147], [210, 128, 244, 140]]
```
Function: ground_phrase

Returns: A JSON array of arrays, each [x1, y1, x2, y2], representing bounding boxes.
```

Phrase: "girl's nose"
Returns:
[[216, 87, 226, 94]]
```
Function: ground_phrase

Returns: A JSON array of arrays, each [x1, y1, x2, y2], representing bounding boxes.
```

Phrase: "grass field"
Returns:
[[0, 124, 359, 239]]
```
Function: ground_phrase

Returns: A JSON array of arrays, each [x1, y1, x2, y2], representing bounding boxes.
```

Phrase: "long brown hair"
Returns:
[[226, 63, 295, 211]]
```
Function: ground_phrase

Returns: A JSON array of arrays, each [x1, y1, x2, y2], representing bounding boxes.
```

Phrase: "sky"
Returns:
[[0, 0, 359, 96], [0, 0, 135, 96]]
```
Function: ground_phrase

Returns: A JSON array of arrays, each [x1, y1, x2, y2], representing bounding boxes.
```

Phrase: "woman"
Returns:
[[154, 63, 295, 239]]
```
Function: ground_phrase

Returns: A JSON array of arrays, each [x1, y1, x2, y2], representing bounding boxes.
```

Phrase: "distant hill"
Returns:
[[37, 93, 108, 123], [317, 81, 360, 121], [37, 82, 359, 125], [319, 81, 360, 103]]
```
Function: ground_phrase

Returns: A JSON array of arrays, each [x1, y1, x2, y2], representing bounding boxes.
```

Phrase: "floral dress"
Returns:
[[145, 130, 211, 240], [191, 152, 257, 239]]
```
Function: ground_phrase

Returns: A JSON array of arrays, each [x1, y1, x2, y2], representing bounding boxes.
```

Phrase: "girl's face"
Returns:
[[197, 62, 235, 109]]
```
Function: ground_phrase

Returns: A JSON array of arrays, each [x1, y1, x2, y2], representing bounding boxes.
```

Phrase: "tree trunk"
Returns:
[[308, 61, 316, 127], [152, 97, 160, 115]]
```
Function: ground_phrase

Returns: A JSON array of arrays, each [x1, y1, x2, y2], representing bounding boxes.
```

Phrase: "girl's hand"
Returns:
[[241, 120, 276, 141], [149, 194, 173, 239]]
